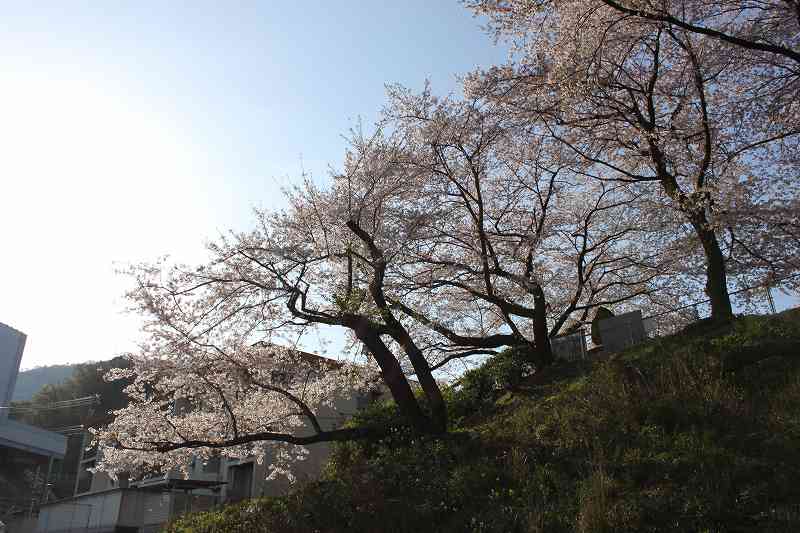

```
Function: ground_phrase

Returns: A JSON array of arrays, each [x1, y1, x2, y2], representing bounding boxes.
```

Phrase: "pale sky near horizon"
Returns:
[[1, 1, 509, 369]]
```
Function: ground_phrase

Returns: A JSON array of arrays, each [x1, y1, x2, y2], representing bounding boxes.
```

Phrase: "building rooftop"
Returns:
[[0, 322, 67, 458]]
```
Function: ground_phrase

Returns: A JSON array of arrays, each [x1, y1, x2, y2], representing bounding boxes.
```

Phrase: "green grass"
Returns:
[[165, 310, 800, 532]]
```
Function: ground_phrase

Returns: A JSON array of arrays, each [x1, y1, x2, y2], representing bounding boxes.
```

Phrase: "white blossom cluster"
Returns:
[[94, 343, 380, 481]]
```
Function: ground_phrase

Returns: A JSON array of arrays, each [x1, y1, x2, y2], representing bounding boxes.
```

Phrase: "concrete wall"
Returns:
[[552, 330, 587, 361], [117, 490, 145, 528], [140, 492, 171, 530], [597, 310, 647, 353], [37, 490, 117, 533], [36, 489, 173, 533], [4, 516, 37, 533]]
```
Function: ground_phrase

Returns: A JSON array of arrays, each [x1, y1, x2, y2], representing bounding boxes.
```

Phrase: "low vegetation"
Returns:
[[166, 309, 800, 532]]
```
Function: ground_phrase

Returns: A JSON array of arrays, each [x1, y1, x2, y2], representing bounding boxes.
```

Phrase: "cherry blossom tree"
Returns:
[[470, 1, 800, 64], [92, 183, 446, 479], [378, 86, 687, 366], [465, 0, 800, 320], [94, 346, 381, 481], [106, 91, 765, 487], [93, 90, 689, 478], [595, 1, 799, 66], [91, 0, 799, 483]]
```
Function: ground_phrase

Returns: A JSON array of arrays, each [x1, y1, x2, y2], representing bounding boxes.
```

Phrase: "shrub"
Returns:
[[446, 347, 535, 424]]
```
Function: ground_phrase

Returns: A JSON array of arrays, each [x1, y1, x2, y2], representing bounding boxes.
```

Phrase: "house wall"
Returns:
[[229, 388, 378, 500], [0, 322, 26, 422], [37, 489, 122, 533], [140, 491, 172, 531], [0, 322, 67, 459], [37, 489, 178, 533]]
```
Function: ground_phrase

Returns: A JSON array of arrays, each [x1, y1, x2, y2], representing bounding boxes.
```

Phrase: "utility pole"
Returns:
[[765, 283, 776, 314]]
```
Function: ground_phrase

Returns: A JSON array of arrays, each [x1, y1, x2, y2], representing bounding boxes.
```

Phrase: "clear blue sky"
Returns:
[[0, 1, 509, 368]]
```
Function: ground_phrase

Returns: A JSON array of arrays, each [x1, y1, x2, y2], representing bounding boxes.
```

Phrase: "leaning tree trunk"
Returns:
[[355, 327, 433, 433], [345, 219, 444, 433], [403, 341, 448, 433]]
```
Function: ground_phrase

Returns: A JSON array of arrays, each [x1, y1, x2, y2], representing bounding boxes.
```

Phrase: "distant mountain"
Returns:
[[11, 364, 77, 401]]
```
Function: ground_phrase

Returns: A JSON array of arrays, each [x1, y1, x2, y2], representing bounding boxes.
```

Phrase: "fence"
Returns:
[[551, 273, 800, 361]]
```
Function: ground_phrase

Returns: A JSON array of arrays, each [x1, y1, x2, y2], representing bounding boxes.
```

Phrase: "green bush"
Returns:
[[446, 347, 535, 424], [165, 497, 290, 533]]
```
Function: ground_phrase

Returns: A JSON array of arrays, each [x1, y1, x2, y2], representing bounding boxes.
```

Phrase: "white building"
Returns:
[[0, 323, 67, 458], [0, 322, 67, 533]]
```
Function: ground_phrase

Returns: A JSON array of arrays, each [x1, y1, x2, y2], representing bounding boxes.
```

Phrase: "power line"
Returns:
[[0, 395, 100, 412], [643, 271, 800, 322]]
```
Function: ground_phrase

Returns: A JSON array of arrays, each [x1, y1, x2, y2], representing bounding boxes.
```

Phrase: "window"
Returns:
[[227, 462, 254, 503], [203, 455, 221, 474], [356, 389, 383, 410], [270, 371, 289, 386], [172, 397, 191, 415], [76, 460, 95, 494]]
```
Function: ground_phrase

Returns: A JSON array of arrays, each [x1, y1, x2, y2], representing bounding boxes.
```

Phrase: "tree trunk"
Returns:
[[344, 219, 445, 433], [401, 339, 448, 433], [659, 177, 734, 323], [356, 328, 432, 433], [690, 215, 734, 322], [532, 281, 554, 366]]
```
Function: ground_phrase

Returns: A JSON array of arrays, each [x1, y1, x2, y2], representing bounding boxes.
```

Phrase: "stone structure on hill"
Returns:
[[590, 307, 615, 346]]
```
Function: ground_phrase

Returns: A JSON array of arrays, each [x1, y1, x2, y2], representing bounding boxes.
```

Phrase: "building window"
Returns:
[[203, 455, 221, 474], [227, 462, 254, 503], [270, 371, 289, 386], [356, 389, 383, 410], [171, 397, 191, 415], [76, 460, 95, 494]]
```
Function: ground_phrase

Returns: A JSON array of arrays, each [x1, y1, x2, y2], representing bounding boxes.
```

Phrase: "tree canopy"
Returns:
[[95, 0, 799, 480]]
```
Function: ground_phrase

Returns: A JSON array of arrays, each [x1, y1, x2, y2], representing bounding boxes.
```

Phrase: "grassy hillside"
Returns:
[[166, 310, 800, 532]]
